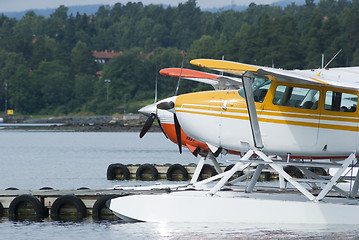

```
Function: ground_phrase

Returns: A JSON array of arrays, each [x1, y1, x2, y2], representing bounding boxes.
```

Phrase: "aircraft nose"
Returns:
[[138, 103, 157, 117]]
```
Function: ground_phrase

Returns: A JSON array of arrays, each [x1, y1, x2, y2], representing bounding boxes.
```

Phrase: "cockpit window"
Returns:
[[238, 77, 271, 103], [324, 91, 357, 112], [273, 85, 319, 109]]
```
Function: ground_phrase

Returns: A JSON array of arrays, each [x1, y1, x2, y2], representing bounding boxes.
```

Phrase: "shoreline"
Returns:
[[0, 114, 162, 132], [0, 123, 161, 132]]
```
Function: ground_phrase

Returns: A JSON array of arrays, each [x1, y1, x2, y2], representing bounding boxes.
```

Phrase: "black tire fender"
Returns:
[[8, 194, 46, 220], [136, 164, 158, 181], [224, 164, 244, 177], [107, 163, 130, 180], [92, 195, 118, 221], [0, 202, 3, 218], [199, 164, 217, 180], [166, 164, 189, 181], [50, 195, 87, 221], [284, 166, 304, 178], [308, 167, 328, 176]]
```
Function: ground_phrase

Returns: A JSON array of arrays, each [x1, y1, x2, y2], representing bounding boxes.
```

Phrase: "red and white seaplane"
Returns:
[[138, 68, 242, 183], [109, 59, 359, 224]]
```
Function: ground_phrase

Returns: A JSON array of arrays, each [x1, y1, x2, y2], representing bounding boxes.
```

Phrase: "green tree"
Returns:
[[342, 5, 359, 65], [73, 75, 96, 105], [33, 61, 72, 112], [47, 5, 69, 40], [235, 23, 258, 64], [271, 15, 302, 69], [300, 13, 324, 68], [9, 65, 41, 113], [30, 36, 57, 69], [187, 35, 216, 59], [71, 40, 96, 76], [0, 51, 26, 112]]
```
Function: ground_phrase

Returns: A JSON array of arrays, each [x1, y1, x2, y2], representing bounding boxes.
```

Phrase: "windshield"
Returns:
[[238, 77, 271, 103]]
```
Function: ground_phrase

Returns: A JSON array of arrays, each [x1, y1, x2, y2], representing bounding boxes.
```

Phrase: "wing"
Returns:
[[160, 68, 242, 90], [190, 59, 359, 90]]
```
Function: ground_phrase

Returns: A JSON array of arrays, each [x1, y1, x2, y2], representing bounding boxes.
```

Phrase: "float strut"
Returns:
[[350, 163, 359, 198], [208, 152, 223, 174], [315, 153, 356, 201], [190, 155, 206, 184], [246, 164, 264, 193], [209, 150, 254, 195]]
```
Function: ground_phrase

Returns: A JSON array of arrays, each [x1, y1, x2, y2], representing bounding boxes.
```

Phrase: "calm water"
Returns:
[[1, 131, 359, 239]]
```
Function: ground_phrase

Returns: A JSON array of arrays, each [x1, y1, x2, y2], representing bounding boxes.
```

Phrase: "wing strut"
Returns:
[[242, 72, 263, 149]]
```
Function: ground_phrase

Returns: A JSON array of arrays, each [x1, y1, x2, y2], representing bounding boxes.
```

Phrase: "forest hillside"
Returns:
[[1, 0, 359, 115]]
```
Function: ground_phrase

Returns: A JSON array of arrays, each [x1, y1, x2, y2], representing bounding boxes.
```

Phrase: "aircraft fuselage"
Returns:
[[174, 78, 359, 158]]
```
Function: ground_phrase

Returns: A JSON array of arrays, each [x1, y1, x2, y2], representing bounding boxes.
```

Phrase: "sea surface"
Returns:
[[1, 130, 359, 239]]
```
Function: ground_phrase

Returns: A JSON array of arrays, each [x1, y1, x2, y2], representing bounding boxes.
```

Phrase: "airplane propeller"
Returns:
[[173, 114, 182, 154], [157, 101, 182, 153], [138, 103, 168, 139], [139, 113, 156, 138]]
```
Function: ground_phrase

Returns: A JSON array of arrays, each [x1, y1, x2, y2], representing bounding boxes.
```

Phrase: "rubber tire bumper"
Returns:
[[0, 202, 3, 218], [166, 164, 188, 181], [284, 166, 304, 178], [308, 167, 328, 176], [136, 164, 159, 181], [92, 195, 118, 221], [107, 163, 130, 180], [199, 164, 217, 180], [8, 194, 47, 221], [50, 194, 87, 221]]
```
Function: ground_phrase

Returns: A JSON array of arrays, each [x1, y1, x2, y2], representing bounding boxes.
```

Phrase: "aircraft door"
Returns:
[[261, 84, 320, 154], [318, 90, 358, 155]]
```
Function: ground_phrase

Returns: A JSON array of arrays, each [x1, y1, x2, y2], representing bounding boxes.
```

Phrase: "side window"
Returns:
[[252, 78, 271, 103], [238, 77, 271, 103], [273, 85, 319, 109], [324, 91, 357, 112]]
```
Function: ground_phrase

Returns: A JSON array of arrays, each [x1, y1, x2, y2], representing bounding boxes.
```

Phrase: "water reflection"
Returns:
[[1, 131, 359, 238]]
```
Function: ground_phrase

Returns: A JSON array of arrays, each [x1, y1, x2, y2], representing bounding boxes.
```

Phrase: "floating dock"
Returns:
[[0, 163, 328, 222], [106, 163, 277, 181], [0, 187, 171, 221], [0, 183, 334, 222]]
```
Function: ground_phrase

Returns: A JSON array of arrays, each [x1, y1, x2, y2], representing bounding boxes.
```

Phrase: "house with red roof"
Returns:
[[93, 50, 122, 64]]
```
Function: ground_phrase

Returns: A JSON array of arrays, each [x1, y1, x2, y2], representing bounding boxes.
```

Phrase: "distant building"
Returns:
[[93, 50, 122, 64]]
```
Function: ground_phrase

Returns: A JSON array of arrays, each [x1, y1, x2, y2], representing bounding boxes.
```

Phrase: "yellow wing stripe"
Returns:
[[190, 59, 259, 72], [309, 77, 329, 85]]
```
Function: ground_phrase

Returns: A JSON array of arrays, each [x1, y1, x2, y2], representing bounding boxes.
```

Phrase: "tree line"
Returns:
[[1, 0, 359, 115]]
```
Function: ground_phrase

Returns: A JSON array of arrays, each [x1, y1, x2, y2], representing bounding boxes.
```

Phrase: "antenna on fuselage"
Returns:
[[221, 55, 225, 76], [323, 49, 342, 69], [317, 49, 342, 77], [175, 52, 185, 96], [154, 65, 158, 103]]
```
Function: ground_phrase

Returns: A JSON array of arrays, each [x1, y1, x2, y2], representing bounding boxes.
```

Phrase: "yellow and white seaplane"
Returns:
[[109, 59, 359, 224]]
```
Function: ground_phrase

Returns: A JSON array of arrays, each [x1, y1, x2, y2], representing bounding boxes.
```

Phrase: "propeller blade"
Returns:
[[174, 114, 182, 154], [139, 113, 156, 138], [156, 118, 168, 139], [157, 101, 174, 110]]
